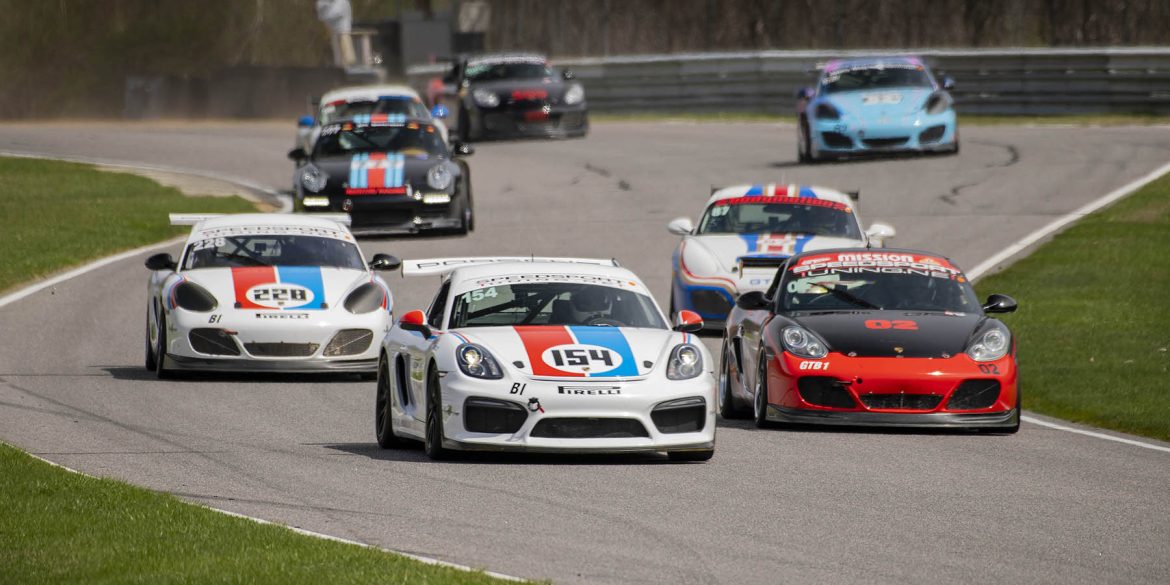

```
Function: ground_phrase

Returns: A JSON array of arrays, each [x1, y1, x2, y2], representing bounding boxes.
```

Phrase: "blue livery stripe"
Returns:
[[568, 326, 639, 377], [799, 186, 817, 199], [744, 185, 764, 196], [276, 266, 327, 310]]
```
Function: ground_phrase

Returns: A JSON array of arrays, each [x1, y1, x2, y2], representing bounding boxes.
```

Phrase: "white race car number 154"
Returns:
[[541, 344, 621, 374]]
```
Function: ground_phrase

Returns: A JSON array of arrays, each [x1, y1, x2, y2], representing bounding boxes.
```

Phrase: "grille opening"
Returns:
[[323, 329, 374, 357], [188, 329, 240, 356], [244, 342, 319, 358], [689, 290, 732, 316], [530, 417, 649, 439], [797, 377, 857, 408], [945, 379, 1002, 410], [463, 397, 528, 434], [651, 397, 706, 434], [860, 393, 943, 411], [919, 125, 946, 144], [821, 132, 853, 148], [863, 137, 909, 148], [739, 256, 788, 270]]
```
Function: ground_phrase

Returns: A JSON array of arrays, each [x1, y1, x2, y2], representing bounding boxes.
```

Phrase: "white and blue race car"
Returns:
[[667, 184, 895, 328], [796, 56, 958, 162], [374, 257, 716, 461], [144, 213, 400, 378]]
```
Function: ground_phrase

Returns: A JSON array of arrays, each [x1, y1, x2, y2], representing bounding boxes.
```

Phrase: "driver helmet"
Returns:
[[569, 286, 613, 323]]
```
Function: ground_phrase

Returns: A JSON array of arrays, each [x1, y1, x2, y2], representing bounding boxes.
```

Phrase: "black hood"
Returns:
[[311, 154, 458, 193], [471, 79, 571, 104], [792, 310, 986, 358]]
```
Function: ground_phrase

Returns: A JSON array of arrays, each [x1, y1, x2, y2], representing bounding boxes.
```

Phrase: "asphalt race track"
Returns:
[[2, 120, 1169, 585]]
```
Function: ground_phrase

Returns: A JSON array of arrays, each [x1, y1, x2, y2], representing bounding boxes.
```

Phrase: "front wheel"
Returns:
[[797, 118, 812, 164], [753, 353, 770, 428], [424, 366, 453, 460], [144, 307, 157, 372], [154, 311, 173, 380], [718, 339, 750, 419]]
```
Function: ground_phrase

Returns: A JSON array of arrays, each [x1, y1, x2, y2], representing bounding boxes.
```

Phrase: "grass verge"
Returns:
[[975, 172, 1170, 442], [592, 111, 1170, 126], [0, 156, 257, 293], [0, 443, 522, 585]]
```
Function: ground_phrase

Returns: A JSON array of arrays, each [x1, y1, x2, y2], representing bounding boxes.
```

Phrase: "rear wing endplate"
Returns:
[[168, 213, 352, 227], [402, 257, 619, 277]]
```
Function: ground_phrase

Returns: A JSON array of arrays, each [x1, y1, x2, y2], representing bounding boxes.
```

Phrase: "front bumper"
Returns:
[[299, 190, 462, 235], [762, 351, 1018, 429], [475, 104, 589, 139], [810, 110, 957, 156], [438, 372, 717, 454]]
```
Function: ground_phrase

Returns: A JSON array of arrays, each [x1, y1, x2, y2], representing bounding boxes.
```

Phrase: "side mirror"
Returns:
[[795, 87, 815, 101], [297, 115, 315, 128], [942, 76, 955, 91], [145, 252, 177, 271], [452, 141, 474, 156], [735, 291, 769, 311], [398, 309, 431, 337], [430, 104, 449, 119], [982, 294, 1018, 314], [865, 222, 897, 247], [672, 309, 704, 333], [667, 217, 695, 236], [287, 147, 308, 161], [369, 253, 401, 271], [562, 68, 575, 81]]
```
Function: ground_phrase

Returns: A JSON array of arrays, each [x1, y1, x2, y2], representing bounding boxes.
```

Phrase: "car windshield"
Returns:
[[449, 282, 666, 329], [822, 65, 933, 93], [319, 98, 431, 125], [779, 252, 979, 313], [697, 198, 862, 239], [465, 62, 553, 82], [183, 235, 364, 270], [315, 123, 446, 157]]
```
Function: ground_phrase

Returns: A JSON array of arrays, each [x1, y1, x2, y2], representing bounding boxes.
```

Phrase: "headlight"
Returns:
[[966, 324, 1010, 362], [343, 282, 386, 314], [563, 83, 585, 105], [666, 344, 704, 380], [300, 164, 327, 193], [815, 102, 841, 120], [472, 88, 499, 108], [172, 281, 218, 312], [780, 326, 829, 359], [456, 343, 503, 379], [924, 92, 953, 115], [426, 165, 453, 190]]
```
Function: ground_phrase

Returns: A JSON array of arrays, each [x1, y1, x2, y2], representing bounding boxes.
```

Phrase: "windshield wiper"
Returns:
[[217, 251, 271, 267], [811, 281, 882, 310]]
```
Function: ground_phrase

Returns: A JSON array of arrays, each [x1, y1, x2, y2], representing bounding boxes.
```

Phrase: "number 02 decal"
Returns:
[[977, 364, 1001, 375], [865, 319, 918, 330]]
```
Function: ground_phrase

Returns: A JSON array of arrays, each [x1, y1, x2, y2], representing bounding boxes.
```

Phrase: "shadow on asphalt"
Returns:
[[314, 442, 684, 465], [716, 415, 1007, 436], [98, 366, 367, 384]]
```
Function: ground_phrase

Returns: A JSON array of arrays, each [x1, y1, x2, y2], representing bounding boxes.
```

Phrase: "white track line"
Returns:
[[1021, 417, 1170, 454], [13, 446, 525, 582]]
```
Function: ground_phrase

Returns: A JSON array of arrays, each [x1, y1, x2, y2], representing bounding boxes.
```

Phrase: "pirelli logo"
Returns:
[[558, 386, 621, 396]]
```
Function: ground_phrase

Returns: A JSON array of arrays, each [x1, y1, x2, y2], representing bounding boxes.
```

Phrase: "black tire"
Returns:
[[668, 449, 714, 462], [155, 311, 173, 380], [797, 118, 811, 164], [753, 353, 770, 428], [718, 339, 750, 419], [375, 355, 409, 448], [452, 191, 471, 235], [144, 307, 158, 372], [424, 365, 453, 460], [457, 106, 478, 142], [668, 290, 676, 319]]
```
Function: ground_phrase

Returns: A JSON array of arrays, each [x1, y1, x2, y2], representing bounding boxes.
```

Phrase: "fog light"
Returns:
[[422, 193, 451, 204], [303, 196, 329, 207]]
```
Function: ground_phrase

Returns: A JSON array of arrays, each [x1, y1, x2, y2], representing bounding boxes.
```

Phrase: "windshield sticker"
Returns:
[[470, 274, 634, 289], [714, 196, 849, 211], [791, 252, 963, 280], [194, 225, 349, 240], [467, 56, 546, 67]]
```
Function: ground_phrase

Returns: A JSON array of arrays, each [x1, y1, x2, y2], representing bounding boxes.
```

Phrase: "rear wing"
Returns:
[[168, 213, 352, 227], [402, 257, 619, 277]]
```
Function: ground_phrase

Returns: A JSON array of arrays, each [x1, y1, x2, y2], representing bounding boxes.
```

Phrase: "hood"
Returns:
[[313, 153, 456, 193], [825, 88, 934, 119], [684, 234, 863, 293], [455, 325, 682, 380], [182, 266, 371, 312], [792, 310, 984, 358]]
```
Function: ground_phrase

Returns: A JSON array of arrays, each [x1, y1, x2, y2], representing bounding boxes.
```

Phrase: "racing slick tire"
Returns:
[[797, 118, 812, 164], [375, 355, 410, 448], [457, 106, 481, 142], [424, 365, 453, 460], [154, 311, 173, 380], [718, 339, 751, 419], [145, 309, 158, 372], [668, 449, 714, 462], [753, 352, 770, 428]]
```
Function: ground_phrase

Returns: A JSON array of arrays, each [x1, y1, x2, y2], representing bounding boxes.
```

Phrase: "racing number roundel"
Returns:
[[541, 344, 622, 375], [246, 284, 315, 309]]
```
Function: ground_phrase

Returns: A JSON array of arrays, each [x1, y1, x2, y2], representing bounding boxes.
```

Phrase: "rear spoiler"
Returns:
[[169, 213, 352, 227], [403, 256, 619, 277]]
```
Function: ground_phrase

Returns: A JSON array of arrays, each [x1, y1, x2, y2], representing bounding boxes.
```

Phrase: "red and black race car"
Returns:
[[720, 248, 1019, 432]]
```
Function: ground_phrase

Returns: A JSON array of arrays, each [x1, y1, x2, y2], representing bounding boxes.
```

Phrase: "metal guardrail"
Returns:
[[407, 47, 1170, 115]]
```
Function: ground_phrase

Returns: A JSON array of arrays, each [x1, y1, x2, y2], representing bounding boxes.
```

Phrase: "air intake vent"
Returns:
[[860, 393, 942, 411], [244, 342, 319, 357], [530, 418, 649, 439], [188, 329, 240, 356], [945, 380, 1001, 410], [797, 377, 856, 408], [323, 329, 374, 357]]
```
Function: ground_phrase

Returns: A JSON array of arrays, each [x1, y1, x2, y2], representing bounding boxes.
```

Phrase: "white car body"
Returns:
[[668, 183, 896, 326], [297, 84, 449, 152], [376, 257, 717, 460], [145, 213, 395, 376]]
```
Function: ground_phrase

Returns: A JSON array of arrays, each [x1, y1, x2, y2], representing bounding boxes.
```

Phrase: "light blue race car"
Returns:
[[795, 56, 958, 162]]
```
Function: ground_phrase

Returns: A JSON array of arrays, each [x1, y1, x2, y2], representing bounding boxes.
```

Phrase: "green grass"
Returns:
[[0, 443, 524, 585], [592, 111, 1170, 126], [975, 173, 1170, 441], [0, 156, 257, 293]]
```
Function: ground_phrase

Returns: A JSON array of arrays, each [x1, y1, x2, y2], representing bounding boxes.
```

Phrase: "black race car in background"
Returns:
[[288, 116, 475, 236], [430, 53, 589, 141]]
